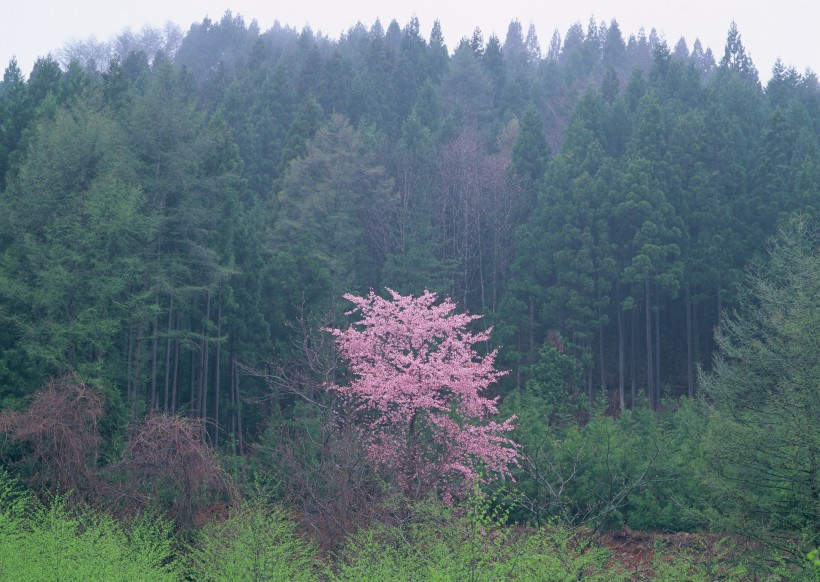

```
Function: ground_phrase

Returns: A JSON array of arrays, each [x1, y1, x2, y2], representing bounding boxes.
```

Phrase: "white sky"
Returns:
[[2, 1, 818, 83]]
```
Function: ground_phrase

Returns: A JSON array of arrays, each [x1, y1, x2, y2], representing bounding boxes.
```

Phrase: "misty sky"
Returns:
[[2, 0, 818, 83]]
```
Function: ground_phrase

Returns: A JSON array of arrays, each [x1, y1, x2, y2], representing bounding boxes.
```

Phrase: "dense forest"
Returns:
[[0, 12, 818, 580]]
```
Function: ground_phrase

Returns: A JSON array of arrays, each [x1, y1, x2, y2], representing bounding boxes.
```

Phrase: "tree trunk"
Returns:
[[163, 291, 174, 412], [233, 356, 244, 456], [716, 283, 722, 336], [214, 285, 222, 448], [598, 318, 606, 397], [630, 303, 637, 409], [199, 289, 211, 438], [616, 286, 625, 412], [189, 304, 197, 418], [686, 283, 694, 398], [150, 308, 159, 410], [230, 350, 236, 454], [654, 281, 661, 408], [645, 279, 654, 410], [528, 296, 535, 358], [171, 311, 180, 414], [126, 321, 134, 403], [133, 320, 143, 410]]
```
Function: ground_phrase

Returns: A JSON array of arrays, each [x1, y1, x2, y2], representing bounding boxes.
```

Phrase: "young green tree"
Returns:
[[701, 216, 819, 569]]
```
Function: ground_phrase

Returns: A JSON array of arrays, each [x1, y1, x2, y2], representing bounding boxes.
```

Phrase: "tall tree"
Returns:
[[275, 114, 393, 319], [701, 217, 819, 569]]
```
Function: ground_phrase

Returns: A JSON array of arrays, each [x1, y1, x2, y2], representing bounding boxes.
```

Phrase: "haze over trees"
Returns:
[[0, 11, 818, 579]]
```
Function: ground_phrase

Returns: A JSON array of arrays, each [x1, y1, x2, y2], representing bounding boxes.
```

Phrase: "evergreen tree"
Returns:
[[701, 217, 819, 568]]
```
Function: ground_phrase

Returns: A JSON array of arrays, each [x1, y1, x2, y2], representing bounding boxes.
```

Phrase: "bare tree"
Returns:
[[119, 413, 233, 528], [0, 373, 103, 500], [248, 304, 382, 549]]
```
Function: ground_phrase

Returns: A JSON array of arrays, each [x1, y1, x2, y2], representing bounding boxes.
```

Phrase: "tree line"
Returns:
[[0, 11, 817, 576]]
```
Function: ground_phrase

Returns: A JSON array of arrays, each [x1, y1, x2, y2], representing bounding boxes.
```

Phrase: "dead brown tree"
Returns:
[[118, 413, 234, 528], [0, 372, 103, 500]]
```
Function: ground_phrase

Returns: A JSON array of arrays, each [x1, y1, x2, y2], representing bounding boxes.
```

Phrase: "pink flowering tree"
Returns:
[[326, 288, 518, 499]]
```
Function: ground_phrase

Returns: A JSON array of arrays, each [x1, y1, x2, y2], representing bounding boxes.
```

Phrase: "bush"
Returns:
[[504, 389, 705, 532], [331, 490, 620, 581], [188, 500, 318, 581], [0, 468, 179, 581]]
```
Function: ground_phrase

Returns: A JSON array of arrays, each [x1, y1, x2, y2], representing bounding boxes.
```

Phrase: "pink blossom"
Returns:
[[326, 289, 519, 499]]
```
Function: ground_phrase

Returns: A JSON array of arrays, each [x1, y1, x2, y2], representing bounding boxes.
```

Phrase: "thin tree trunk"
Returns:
[[587, 364, 594, 413], [645, 279, 654, 410], [654, 281, 661, 408], [598, 318, 606, 396], [716, 283, 722, 335], [234, 357, 244, 456], [230, 351, 236, 455], [126, 321, 133, 403], [150, 310, 159, 411], [528, 296, 535, 358], [199, 289, 211, 439], [171, 311, 180, 414], [694, 298, 701, 372], [630, 304, 637, 408], [163, 291, 174, 412], [214, 285, 222, 448], [617, 285, 625, 412], [189, 305, 197, 418], [686, 282, 694, 398], [133, 321, 143, 410]]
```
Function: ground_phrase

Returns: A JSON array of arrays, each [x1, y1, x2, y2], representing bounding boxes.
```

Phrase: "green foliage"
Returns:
[[521, 341, 582, 418], [0, 18, 818, 570], [332, 489, 619, 581], [505, 374, 705, 531], [188, 501, 318, 581], [701, 216, 820, 568], [0, 469, 180, 581], [0, 100, 147, 393], [650, 547, 749, 582]]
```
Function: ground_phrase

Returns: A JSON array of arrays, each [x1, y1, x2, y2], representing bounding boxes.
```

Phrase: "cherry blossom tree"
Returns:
[[327, 289, 518, 499]]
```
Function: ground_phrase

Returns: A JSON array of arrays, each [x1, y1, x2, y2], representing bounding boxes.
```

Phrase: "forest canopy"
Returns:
[[0, 11, 818, 579]]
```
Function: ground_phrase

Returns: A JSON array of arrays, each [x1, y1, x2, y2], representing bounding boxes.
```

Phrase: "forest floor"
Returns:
[[600, 527, 742, 579]]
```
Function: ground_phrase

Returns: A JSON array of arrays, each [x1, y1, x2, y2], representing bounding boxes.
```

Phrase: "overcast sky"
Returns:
[[3, 1, 818, 83]]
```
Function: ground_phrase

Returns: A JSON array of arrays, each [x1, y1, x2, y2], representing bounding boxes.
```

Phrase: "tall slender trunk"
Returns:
[[150, 309, 159, 411], [199, 289, 211, 439], [654, 281, 661, 408], [133, 321, 143, 410], [645, 279, 654, 410], [587, 364, 594, 413], [189, 305, 197, 418], [598, 318, 606, 396], [214, 285, 222, 448], [230, 350, 236, 454], [163, 291, 174, 412], [616, 285, 625, 412], [126, 321, 134, 403], [630, 304, 637, 408], [694, 298, 701, 372], [171, 311, 180, 414], [478, 234, 485, 314], [686, 282, 694, 398], [234, 356, 244, 456], [528, 296, 535, 359], [716, 283, 722, 336]]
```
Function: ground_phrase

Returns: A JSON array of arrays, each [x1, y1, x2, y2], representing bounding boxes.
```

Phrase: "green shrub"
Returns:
[[0, 469, 179, 581], [504, 387, 706, 532], [331, 491, 621, 581], [188, 501, 318, 581]]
